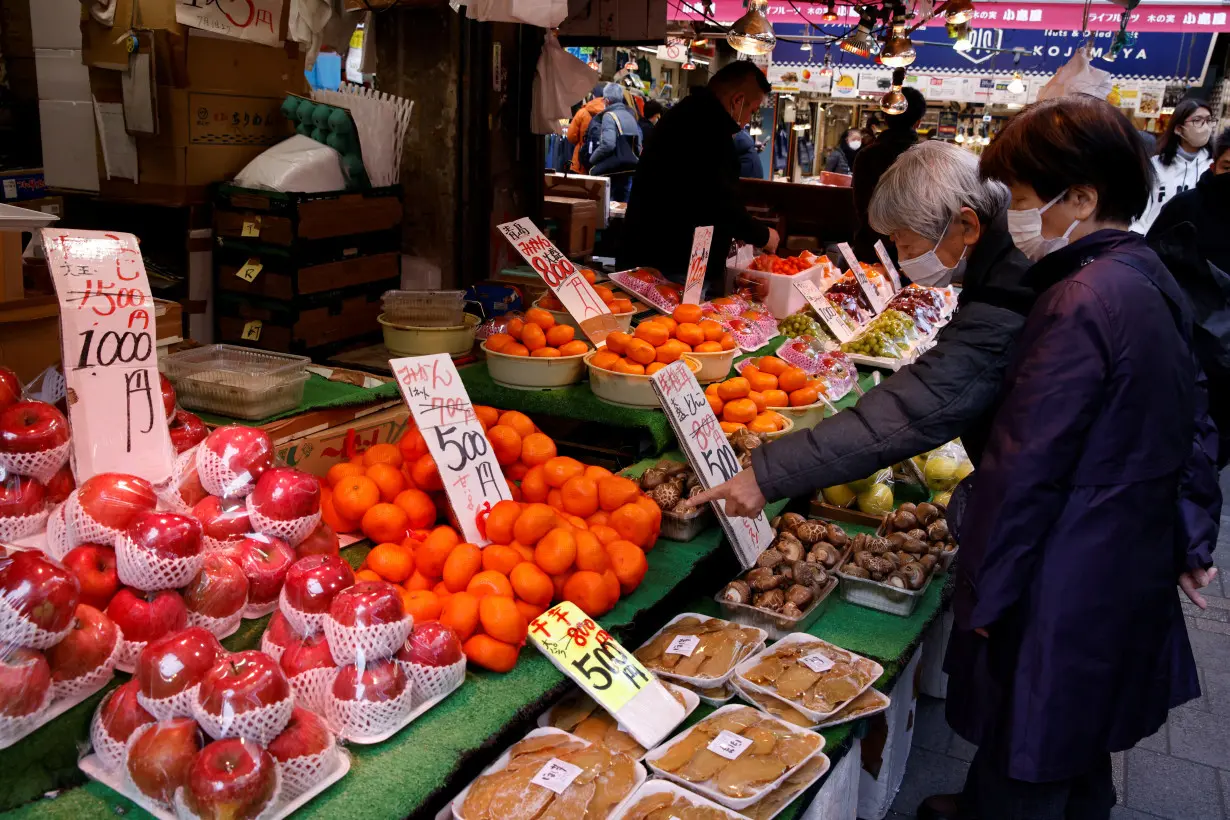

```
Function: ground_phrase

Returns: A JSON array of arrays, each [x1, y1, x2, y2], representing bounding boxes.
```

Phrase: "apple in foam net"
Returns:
[[99, 679, 155, 742], [198, 650, 290, 717], [44, 603, 119, 682], [296, 522, 340, 559], [0, 399, 70, 455], [127, 510, 203, 561], [175, 465, 210, 509], [159, 374, 176, 421], [182, 554, 249, 620], [0, 646, 51, 717], [249, 468, 321, 521], [202, 426, 274, 486], [332, 656, 406, 703], [76, 473, 157, 531], [137, 626, 224, 701], [185, 737, 277, 820], [238, 535, 295, 606], [62, 545, 120, 610], [44, 465, 74, 505], [279, 632, 336, 679], [397, 621, 463, 668], [106, 588, 188, 645], [283, 554, 354, 614], [328, 581, 405, 628], [0, 475, 46, 518], [0, 551, 81, 633], [127, 716, 204, 804], [0, 367, 20, 412], [169, 410, 208, 455], [192, 495, 252, 543], [268, 706, 331, 763], [263, 610, 300, 652]]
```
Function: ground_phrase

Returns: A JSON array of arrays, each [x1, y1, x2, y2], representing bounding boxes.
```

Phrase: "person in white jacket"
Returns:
[[1133, 99, 1214, 233]]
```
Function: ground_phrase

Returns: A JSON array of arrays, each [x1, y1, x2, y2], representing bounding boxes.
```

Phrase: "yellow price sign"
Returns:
[[241, 320, 263, 341], [528, 601, 651, 714], [241, 216, 261, 238], [236, 258, 263, 282]]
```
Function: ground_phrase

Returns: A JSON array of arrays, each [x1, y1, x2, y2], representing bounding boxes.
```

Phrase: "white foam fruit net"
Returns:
[[260, 633, 288, 665], [116, 534, 205, 592], [246, 499, 321, 548], [278, 588, 329, 638], [326, 678, 415, 743], [201, 533, 245, 554], [0, 593, 74, 650], [114, 637, 148, 674], [0, 440, 70, 484], [51, 628, 122, 702], [173, 767, 283, 820], [186, 608, 242, 640], [400, 657, 467, 706], [0, 687, 54, 748], [323, 615, 414, 667], [195, 447, 257, 500], [243, 599, 279, 620], [154, 449, 199, 515], [137, 682, 200, 722], [43, 505, 75, 561], [0, 509, 50, 543], [277, 742, 342, 800], [288, 666, 336, 715], [192, 692, 294, 746], [64, 491, 124, 547], [89, 704, 134, 772]]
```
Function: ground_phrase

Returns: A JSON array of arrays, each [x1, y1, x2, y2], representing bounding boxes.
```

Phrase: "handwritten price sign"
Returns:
[[176, 0, 284, 47], [390, 353, 511, 545], [683, 225, 714, 305], [874, 241, 903, 293], [793, 280, 856, 343], [497, 218, 620, 345], [41, 230, 175, 485], [649, 360, 774, 568], [838, 243, 885, 315], [528, 601, 684, 748]]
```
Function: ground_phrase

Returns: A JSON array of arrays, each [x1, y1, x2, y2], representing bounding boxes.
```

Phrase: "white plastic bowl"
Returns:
[[769, 401, 828, 431], [534, 298, 635, 333], [688, 348, 737, 383], [481, 341, 589, 390], [379, 313, 478, 356], [584, 352, 701, 409]]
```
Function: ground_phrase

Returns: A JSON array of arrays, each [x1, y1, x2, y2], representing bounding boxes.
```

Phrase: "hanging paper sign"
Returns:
[[497, 218, 620, 345], [235, 259, 263, 282], [874, 241, 903, 293], [389, 353, 512, 544], [175, 0, 284, 47], [528, 601, 684, 748], [649, 360, 774, 569], [241, 216, 261, 237], [683, 225, 714, 305], [793, 280, 855, 343], [838, 242, 885, 313], [41, 229, 175, 485], [241, 320, 263, 341]]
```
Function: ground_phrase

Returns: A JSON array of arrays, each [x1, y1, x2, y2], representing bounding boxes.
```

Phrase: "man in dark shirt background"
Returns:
[[851, 86, 926, 262]]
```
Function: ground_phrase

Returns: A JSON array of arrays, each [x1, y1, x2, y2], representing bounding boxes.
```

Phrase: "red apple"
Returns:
[[175, 466, 210, 510], [126, 511, 202, 560], [249, 468, 321, 521], [283, 554, 354, 614], [329, 581, 404, 628], [0, 551, 80, 632], [278, 632, 336, 679], [192, 496, 251, 543], [106, 588, 188, 644], [397, 621, 463, 668], [331, 657, 406, 703], [267, 706, 331, 763], [237, 535, 294, 606], [45, 465, 75, 504], [296, 522, 340, 559], [0, 367, 20, 412], [185, 737, 277, 820], [0, 646, 51, 716], [45, 603, 118, 681], [198, 650, 290, 717], [63, 545, 120, 610], [169, 410, 208, 455], [137, 626, 224, 701], [76, 473, 157, 531], [182, 555, 248, 620], [0, 400, 69, 454], [263, 610, 300, 652], [126, 717, 203, 804], [160, 374, 176, 421], [202, 427, 273, 485], [0, 475, 46, 518], [99, 679, 155, 742]]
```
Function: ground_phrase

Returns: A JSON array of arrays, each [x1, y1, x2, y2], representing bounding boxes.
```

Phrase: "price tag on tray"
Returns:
[[497, 218, 620, 345], [683, 225, 714, 305], [874, 241, 903, 293], [41, 229, 175, 485], [838, 242, 886, 314], [390, 353, 513, 545], [793, 280, 855, 343], [528, 601, 684, 749], [649, 360, 774, 569]]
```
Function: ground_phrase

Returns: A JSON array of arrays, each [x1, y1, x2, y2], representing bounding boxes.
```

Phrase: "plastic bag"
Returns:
[[841, 309, 918, 359], [531, 34, 598, 135], [608, 267, 683, 314], [1037, 46, 1113, 102], [464, 0, 568, 28], [233, 135, 347, 194], [914, 441, 973, 503]]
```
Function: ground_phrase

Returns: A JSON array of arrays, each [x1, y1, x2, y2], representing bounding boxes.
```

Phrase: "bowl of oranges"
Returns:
[[584, 348, 702, 409], [379, 312, 480, 357], [707, 356, 831, 432], [663, 304, 739, 382], [482, 308, 593, 389], [535, 277, 640, 333]]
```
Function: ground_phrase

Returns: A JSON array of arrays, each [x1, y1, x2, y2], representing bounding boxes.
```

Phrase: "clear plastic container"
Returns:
[[160, 345, 310, 420], [381, 290, 465, 327]]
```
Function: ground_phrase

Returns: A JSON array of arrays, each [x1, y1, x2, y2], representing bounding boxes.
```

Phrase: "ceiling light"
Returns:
[[1007, 71, 1025, 94], [955, 128, 965, 143], [728, 0, 776, 55], [881, 67, 908, 114], [948, 21, 972, 51], [821, 0, 839, 21], [839, 6, 879, 58], [879, 3, 915, 68], [819, 48, 834, 77], [943, 0, 974, 24]]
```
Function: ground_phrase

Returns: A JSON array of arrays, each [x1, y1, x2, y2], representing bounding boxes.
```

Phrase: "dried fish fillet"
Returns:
[[713, 754, 788, 798], [622, 793, 674, 820], [637, 617, 757, 681], [741, 724, 778, 756], [741, 754, 830, 820], [677, 749, 729, 783], [655, 731, 711, 772]]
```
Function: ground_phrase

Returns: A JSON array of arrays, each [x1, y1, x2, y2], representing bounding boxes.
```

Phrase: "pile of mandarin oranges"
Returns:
[[706, 355, 829, 434], [589, 304, 736, 376]]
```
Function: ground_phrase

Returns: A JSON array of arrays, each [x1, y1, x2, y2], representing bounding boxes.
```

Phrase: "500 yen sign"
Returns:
[[565, 620, 650, 693]]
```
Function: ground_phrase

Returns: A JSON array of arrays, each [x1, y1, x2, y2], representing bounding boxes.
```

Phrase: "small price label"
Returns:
[[2, 179, 16, 199], [241, 216, 261, 238], [241, 320, 263, 341], [874, 241, 903, 293], [649, 360, 773, 569], [793, 280, 855, 343], [683, 225, 714, 305], [838, 243, 885, 314], [707, 730, 753, 760], [390, 353, 512, 545], [235, 258, 263, 282], [799, 652, 834, 673], [530, 758, 582, 794], [497, 218, 619, 345], [666, 635, 700, 657]]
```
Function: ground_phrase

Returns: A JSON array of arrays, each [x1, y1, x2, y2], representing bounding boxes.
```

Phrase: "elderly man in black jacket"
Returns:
[[688, 141, 1035, 521]]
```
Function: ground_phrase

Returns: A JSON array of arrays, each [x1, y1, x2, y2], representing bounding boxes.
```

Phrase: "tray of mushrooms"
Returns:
[[637, 460, 713, 542], [715, 513, 852, 639]]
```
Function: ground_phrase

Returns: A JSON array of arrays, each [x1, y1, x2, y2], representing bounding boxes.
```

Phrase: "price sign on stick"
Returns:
[[497, 218, 620, 345], [390, 353, 512, 545], [649, 360, 774, 568], [41, 229, 175, 485], [793, 280, 856, 343], [838, 242, 886, 314], [874, 241, 903, 293], [683, 225, 714, 305], [528, 601, 685, 748]]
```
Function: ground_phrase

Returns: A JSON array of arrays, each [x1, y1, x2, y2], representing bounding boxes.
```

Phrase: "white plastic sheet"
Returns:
[[233, 135, 347, 193], [463, 0, 567, 29], [531, 34, 598, 135], [1036, 46, 1113, 102]]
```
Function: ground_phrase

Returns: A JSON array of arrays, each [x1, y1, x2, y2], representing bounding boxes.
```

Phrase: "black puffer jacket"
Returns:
[[751, 221, 1036, 499]]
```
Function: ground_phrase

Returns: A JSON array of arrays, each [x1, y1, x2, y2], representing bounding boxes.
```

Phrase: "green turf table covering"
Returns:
[[193, 372, 400, 427]]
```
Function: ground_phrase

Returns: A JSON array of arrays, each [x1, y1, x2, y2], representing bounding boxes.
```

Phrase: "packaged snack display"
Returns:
[[612, 779, 744, 820], [632, 614, 766, 687], [608, 268, 682, 314], [733, 633, 883, 722], [538, 683, 699, 759]]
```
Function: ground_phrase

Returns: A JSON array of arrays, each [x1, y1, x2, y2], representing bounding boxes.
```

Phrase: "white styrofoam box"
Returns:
[[38, 100, 100, 192], [724, 260, 835, 320], [919, 610, 952, 699], [857, 646, 922, 820], [800, 736, 861, 820], [34, 50, 89, 101], [30, 0, 82, 49]]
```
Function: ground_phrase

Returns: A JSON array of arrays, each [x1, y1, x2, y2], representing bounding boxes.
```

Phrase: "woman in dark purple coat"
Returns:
[[934, 96, 1221, 820]]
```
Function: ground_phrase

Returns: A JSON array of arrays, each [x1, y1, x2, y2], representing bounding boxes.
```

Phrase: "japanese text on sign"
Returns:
[[176, 0, 284, 47], [649, 360, 774, 569], [390, 353, 511, 545], [684, 225, 714, 305], [707, 730, 753, 760], [666, 635, 700, 656], [236, 259, 262, 282], [793, 280, 855, 343], [497, 218, 619, 345], [839, 243, 885, 313], [241, 320, 262, 341], [874, 241, 903, 293], [529, 759, 583, 794], [40, 229, 175, 485], [799, 652, 834, 673]]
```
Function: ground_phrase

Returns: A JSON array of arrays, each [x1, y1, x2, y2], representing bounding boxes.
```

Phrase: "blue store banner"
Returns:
[[772, 25, 1216, 80]]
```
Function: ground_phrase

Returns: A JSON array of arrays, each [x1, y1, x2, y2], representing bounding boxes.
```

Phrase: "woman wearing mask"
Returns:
[[824, 128, 862, 175], [1132, 98, 1214, 233]]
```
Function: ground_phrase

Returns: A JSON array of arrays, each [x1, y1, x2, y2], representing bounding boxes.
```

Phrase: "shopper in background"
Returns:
[[622, 61, 779, 285], [639, 99, 664, 148], [1148, 126, 1230, 274], [824, 128, 862, 175], [1132, 98, 1214, 233], [589, 84, 643, 203], [565, 83, 607, 173], [852, 87, 926, 260], [734, 128, 763, 179]]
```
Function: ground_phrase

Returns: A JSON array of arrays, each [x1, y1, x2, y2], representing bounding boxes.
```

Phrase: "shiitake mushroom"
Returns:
[[927, 520, 950, 541], [720, 580, 752, 604], [792, 561, 827, 588], [918, 554, 939, 572], [897, 502, 918, 516], [779, 512, 807, 532], [808, 543, 841, 568], [866, 537, 892, 556], [785, 584, 814, 608], [776, 563, 794, 583], [915, 502, 940, 527], [825, 523, 849, 547], [907, 528, 929, 543], [793, 521, 827, 545], [753, 589, 786, 610], [756, 549, 785, 570], [900, 562, 927, 590], [780, 602, 804, 619], [890, 509, 919, 533], [841, 563, 870, 579], [776, 538, 805, 562], [886, 572, 908, 589], [747, 567, 780, 590], [640, 467, 668, 490]]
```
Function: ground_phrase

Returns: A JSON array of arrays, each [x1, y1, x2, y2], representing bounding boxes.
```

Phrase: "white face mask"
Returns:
[[898, 232, 966, 287], [1007, 189, 1080, 261], [847, 140, 862, 150]]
